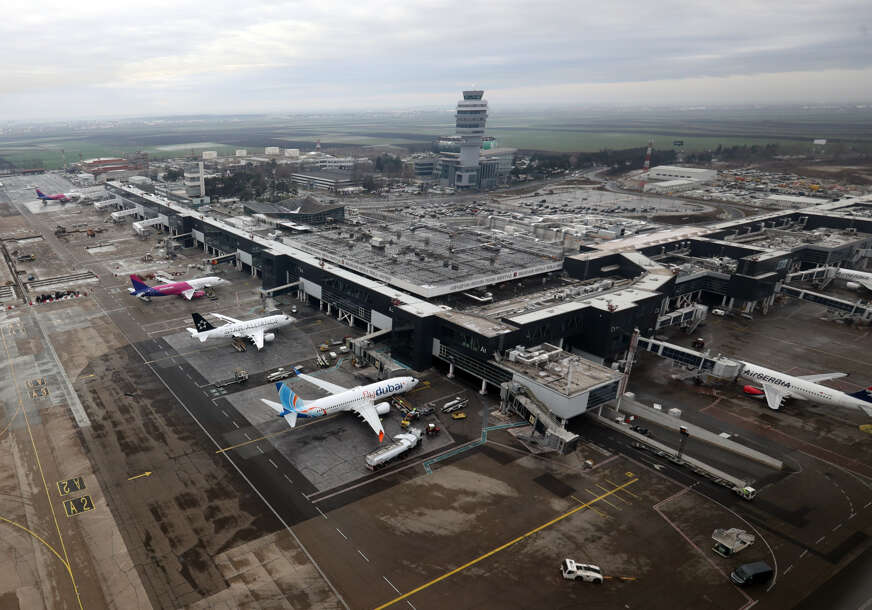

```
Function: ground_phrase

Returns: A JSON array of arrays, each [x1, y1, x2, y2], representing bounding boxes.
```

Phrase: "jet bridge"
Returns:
[[787, 265, 835, 289], [132, 216, 166, 235], [94, 196, 122, 211], [779, 285, 872, 321], [110, 207, 141, 221], [636, 336, 744, 379]]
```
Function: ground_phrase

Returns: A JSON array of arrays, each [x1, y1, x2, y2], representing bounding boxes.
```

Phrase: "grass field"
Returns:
[[2, 106, 870, 169]]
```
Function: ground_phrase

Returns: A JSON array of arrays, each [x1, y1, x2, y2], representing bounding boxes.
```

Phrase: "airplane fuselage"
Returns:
[[133, 276, 224, 298], [199, 314, 292, 341], [738, 361, 870, 412], [289, 377, 417, 420]]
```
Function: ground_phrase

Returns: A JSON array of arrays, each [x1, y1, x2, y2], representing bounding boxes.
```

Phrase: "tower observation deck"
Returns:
[[455, 89, 488, 188]]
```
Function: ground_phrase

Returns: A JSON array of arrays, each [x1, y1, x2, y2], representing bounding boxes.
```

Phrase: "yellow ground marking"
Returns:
[[0, 402, 22, 439], [214, 414, 339, 454], [372, 478, 639, 610], [585, 489, 621, 510], [597, 482, 631, 504], [1, 327, 84, 609], [607, 478, 640, 498], [571, 495, 610, 519], [0, 515, 70, 571], [409, 381, 432, 394], [625, 471, 635, 477], [127, 471, 152, 481]]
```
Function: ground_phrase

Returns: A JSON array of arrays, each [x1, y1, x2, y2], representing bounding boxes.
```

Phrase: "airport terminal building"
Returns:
[[104, 182, 872, 415]]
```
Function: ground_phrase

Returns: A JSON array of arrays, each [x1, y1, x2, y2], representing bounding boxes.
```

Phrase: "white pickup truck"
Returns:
[[560, 559, 603, 583]]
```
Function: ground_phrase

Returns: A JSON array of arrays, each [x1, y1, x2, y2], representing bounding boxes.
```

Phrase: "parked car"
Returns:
[[729, 561, 773, 586], [631, 425, 649, 436]]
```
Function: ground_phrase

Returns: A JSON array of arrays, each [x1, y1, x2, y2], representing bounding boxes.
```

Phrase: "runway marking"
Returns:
[[317, 507, 327, 519], [799, 549, 808, 558], [243, 433, 251, 440], [0, 326, 84, 609], [605, 478, 640, 498], [221, 410, 228, 417], [816, 535, 826, 544], [268, 458, 278, 469], [571, 495, 610, 518], [284, 474, 294, 485], [406, 602, 416, 610], [336, 528, 348, 540], [373, 478, 638, 609], [232, 421, 239, 429], [214, 414, 340, 454], [784, 564, 793, 575], [383, 576, 399, 593], [596, 483, 630, 504], [865, 501, 872, 509], [358, 550, 369, 562], [832, 523, 842, 532], [585, 489, 621, 510], [256, 446, 264, 454]]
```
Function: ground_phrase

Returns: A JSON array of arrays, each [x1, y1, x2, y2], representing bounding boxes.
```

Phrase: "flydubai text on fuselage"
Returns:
[[262, 375, 419, 441], [35, 188, 79, 203], [128, 274, 228, 300], [738, 361, 872, 416]]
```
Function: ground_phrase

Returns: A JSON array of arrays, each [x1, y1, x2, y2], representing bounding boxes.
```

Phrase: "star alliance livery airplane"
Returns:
[[186, 311, 294, 350], [261, 374, 419, 442]]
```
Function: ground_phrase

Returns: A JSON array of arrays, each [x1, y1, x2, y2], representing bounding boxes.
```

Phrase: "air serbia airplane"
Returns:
[[186, 311, 293, 350], [261, 374, 419, 442], [835, 267, 872, 292], [35, 188, 80, 203], [739, 361, 872, 417], [129, 274, 228, 301]]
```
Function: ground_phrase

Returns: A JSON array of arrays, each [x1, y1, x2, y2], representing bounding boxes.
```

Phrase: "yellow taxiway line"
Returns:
[[1, 326, 84, 609], [373, 477, 639, 609]]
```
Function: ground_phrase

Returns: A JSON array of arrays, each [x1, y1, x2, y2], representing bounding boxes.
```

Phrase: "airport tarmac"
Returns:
[[1, 174, 870, 609]]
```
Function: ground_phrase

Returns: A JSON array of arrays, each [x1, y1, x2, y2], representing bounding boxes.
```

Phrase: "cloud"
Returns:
[[0, 0, 870, 118]]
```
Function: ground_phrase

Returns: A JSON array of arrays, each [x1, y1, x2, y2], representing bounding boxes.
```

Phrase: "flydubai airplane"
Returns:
[[261, 374, 419, 442], [128, 273, 228, 301], [35, 188, 81, 203], [738, 361, 872, 417], [186, 311, 293, 350], [835, 267, 872, 292]]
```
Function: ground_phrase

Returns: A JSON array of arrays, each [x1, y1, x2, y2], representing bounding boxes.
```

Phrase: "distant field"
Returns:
[[2, 106, 870, 168]]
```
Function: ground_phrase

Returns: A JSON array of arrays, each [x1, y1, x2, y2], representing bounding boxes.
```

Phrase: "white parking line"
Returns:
[[358, 550, 369, 562], [816, 535, 826, 544], [243, 433, 251, 440], [221, 410, 228, 417], [832, 523, 842, 532], [284, 474, 293, 484], [784, 564, 793, 575], [336, 528, 348, 540], [232, 421, 239, 429], [317, 507, 327, 519], [865, 501, 872, 509], [406, 602, 416, 610], [257, 446, 264, 454], [799, 549, 808, 558], [383, 576, 399, 593], [268, 458, 278, 469]]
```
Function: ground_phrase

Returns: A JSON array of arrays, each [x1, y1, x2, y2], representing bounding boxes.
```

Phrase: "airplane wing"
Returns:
[[181, 288, 196, 300], [211, 312, 243, 324], [296, 372, 349, 395], [261, 399, 298, 427], [761, 383, 788, 410], [153, 273, 173, 284], [796, 372, 848, 383], [248, 328, 264, 350], [856, 279, 872, 292], [350, 402, 385, 442]]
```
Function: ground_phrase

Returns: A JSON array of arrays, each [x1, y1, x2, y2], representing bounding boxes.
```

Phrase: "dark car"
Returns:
[[730, 561, 773, 586], [631, 425, 649, 436]]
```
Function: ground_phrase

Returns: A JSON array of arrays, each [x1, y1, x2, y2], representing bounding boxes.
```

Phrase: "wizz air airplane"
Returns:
[[835, 267, 872, 292], [35, 188, 80, 203], [186, 311, 293, 350], [739, 361, 872, 417], [128, 274, 228, 301], [261, 374, 419, 442]]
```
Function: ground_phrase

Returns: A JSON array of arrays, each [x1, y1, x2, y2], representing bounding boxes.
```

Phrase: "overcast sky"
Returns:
[[1, 0, 870, 120]]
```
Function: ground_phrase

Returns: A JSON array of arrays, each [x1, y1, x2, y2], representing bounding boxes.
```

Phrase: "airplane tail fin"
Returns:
[[849, 386, 872, 404], [35, 188, 45, 198], [191, 313, 215, 331], [276, 381, 305, 411], [130, 274, 149, 294]]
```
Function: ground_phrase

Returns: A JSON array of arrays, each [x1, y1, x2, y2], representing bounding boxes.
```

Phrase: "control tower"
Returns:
[[454, 89, 488, 188]]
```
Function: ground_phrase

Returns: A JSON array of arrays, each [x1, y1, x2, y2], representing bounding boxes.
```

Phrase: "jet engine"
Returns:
[[846, 281, 860, 290], [375, 402, 390, 415], [265, 333, 276, 342]]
